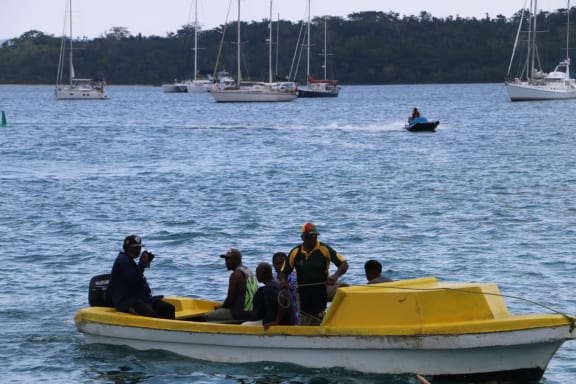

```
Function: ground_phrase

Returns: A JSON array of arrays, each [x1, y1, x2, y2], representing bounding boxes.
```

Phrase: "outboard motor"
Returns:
[[88, 274, 114, 307]]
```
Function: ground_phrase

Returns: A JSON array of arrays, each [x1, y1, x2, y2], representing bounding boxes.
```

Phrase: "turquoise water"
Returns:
[[0, 84, 575, 383]]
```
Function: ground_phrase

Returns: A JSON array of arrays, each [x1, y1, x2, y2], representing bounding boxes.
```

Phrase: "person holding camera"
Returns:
[[108, 234, 175, 319]]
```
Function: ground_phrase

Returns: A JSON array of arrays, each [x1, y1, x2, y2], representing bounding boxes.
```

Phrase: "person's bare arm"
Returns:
[[222, 270, 243, 307]]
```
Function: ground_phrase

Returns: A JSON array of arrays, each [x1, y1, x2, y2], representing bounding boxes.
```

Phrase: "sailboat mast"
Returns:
[[68, 0, 73, 85], [306, 0, 311, 82], [269, 0, 273, 83], [323, 16, 327, 80], [530, 0, 538, 79], [567, 0, 571, 61], [194, 0, 198, 81], [237, 0, 241, 84]]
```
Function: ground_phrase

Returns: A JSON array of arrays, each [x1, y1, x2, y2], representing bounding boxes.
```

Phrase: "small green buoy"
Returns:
[[1, 111, 6, 127]]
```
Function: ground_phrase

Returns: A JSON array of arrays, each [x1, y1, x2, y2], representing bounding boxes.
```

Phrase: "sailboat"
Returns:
[[505, 0, 576, 101], [162, 0, 210, 93], [186, 0, 213, 92], [210, 0, 298, 102], [297, 1, 340, 98], [55, 0, 108, 100]]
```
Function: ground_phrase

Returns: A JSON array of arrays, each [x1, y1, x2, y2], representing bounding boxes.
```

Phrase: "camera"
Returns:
[[141, 250, 155, 267]]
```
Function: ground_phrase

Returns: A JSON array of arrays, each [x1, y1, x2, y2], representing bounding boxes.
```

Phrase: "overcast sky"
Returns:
[[1, 0, 573, 39]]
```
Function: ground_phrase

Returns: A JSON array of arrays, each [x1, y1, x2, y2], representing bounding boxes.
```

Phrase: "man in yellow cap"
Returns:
[[279, 222, 348, 325]]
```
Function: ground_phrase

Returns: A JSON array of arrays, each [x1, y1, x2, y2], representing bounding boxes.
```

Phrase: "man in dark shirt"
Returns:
[[279, 223, 348, 325], [248, 262, 294, 328], [108, 234, 175, 319]]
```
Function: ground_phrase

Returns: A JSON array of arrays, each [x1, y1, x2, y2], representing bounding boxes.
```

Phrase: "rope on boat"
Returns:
[[277, 288, 292, 309]]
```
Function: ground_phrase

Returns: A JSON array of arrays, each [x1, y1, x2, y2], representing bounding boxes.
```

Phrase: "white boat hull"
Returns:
[[187, 81, 212, 93], [210, 89, 297, 103], [77, 320, 568, 379], [506, 81, 576, 101], [55, 86, 108, 100], [162, 83, 188, 93]]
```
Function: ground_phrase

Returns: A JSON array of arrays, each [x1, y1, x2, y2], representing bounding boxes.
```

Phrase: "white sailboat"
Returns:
[[186, 0, 213, 93], [210, 0, 298, 102], [55, 0, 108, 100], [505, 0, 576, 101], [297, 1, 340, 98], [163, 0, 209, 93]]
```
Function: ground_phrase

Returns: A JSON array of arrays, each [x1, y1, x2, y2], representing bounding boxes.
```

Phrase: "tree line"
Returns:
[[0, 8, 574, 85]]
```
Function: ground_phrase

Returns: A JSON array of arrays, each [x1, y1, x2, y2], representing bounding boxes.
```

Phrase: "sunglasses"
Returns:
[[301, 233, 317, 240]]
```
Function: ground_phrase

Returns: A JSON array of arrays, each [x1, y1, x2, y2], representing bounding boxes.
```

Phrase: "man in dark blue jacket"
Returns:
[[108, 234, 175, 319]]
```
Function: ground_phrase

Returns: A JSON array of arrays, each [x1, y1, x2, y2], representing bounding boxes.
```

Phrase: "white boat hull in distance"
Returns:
[[210, 86, 298, 103], [187, 80, 212, 93], [505, 81, 576, 101], [210, 90, 297, 102], [55, 82, 108, 100], [162, 83, 188, 93]]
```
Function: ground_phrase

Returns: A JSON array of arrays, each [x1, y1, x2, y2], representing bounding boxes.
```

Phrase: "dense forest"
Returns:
[[0, 7, 574, 85]]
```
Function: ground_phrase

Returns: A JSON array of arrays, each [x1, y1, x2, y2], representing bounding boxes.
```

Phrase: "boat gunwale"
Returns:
[[75, 303, 574, 337]]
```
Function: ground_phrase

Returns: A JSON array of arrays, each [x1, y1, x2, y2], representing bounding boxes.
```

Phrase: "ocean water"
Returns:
[[0, 84, 575, 383]]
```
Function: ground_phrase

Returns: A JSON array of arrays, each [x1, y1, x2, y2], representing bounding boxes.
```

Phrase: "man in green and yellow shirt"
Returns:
[[279, 222, 348, 325]]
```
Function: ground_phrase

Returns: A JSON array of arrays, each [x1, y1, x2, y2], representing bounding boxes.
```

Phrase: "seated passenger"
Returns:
[[364, 259, 393, 284], [244, 262, 295, 328], [202, 248, 258, 322], [108, 235, 175, 319]]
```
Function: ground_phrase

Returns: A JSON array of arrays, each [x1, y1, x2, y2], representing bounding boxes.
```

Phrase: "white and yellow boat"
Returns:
[[74, 277, 575, 382]]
